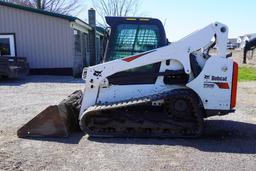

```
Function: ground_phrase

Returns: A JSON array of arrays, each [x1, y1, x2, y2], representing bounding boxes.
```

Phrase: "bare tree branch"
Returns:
[[91, 0, 142, 26], [7, 0, 83, 15]]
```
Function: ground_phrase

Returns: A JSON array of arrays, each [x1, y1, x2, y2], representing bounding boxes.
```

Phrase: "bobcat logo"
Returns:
[[204, 75, 210, 81], [93, 70, 103, 77]]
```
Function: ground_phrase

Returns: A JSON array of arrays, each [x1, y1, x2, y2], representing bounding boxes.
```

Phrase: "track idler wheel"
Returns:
[[164, 89, 204, 136]]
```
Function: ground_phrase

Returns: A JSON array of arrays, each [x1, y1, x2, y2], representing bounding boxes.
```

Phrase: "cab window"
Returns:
[[110, 24, 159, 61]]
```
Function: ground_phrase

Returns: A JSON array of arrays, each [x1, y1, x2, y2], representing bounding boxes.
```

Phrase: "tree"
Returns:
[[91, 0, 141, 26], [5, 0, 34, 7], [6, 0, 82, 15]]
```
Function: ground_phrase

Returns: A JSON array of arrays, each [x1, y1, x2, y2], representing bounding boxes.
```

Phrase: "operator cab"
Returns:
[[104, 16, 168, 85]]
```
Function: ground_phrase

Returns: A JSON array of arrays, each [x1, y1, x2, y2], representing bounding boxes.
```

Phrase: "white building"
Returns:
[[0, 1, 105, 77]]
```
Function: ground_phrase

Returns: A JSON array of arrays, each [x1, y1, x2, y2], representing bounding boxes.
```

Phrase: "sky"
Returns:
[[77, 0, 256, 41]]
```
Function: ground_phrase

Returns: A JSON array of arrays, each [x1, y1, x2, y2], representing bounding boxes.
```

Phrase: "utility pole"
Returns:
[[88, 8, 97, 66], [36, 0, 41, 9]]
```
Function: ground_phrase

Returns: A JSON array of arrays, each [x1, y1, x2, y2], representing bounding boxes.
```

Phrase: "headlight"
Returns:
[[82, 67, 87, 80]]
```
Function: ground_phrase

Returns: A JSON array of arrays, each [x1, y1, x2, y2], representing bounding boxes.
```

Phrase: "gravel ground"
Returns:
[[0, 76, 256, 171]]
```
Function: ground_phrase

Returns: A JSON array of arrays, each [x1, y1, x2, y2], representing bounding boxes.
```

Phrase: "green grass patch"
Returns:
[[238, 67, 256, 81]]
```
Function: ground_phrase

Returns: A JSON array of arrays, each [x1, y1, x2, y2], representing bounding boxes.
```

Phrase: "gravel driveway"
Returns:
[[0, 76, 256, 171]]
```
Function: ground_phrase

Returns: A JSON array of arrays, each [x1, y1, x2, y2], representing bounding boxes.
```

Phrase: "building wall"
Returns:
[[73, 29, 90, 77], [0, 5, 74, 69]]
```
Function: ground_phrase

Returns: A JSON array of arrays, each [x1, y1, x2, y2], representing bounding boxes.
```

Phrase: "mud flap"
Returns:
[[17, 90, 83, 138]]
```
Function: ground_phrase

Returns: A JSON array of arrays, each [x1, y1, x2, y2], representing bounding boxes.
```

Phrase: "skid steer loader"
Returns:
[[17, 17, 238, 138]]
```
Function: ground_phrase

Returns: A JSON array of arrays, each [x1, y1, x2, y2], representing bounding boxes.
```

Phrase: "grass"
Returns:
[[238, 67, 256, 81]]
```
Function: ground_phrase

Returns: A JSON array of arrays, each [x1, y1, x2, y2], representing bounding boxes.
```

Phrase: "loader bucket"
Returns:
[[17, 90, 83, 138]]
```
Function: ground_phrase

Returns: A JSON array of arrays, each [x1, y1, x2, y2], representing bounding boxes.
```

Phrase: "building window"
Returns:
[[82, 33, 89, 53], [81, 32, 89, 66], [0, 34, 16, 56], [100, 37, 104, 59], [96, 37, 101, 63], [74, 30, 81, 56]]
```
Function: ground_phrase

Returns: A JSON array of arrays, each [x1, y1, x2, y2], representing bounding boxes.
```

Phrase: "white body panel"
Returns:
[[79, 22, 233, 120], [97, 84, 185, 105], [187, 56, 234, 110]]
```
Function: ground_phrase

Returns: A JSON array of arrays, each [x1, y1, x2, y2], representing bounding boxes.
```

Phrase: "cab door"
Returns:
[[105, 17, 168, 85]]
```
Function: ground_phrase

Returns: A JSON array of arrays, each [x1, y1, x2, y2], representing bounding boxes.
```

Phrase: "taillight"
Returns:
[[231, 62, 238, 108]]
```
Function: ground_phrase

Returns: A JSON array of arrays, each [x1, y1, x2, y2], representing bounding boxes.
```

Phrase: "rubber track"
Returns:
[[79, 89, 204, 138]]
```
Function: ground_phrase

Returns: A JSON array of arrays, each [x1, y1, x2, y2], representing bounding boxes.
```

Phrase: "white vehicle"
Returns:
[[227, 43, 234, 49], [18, 17, 238, 138]]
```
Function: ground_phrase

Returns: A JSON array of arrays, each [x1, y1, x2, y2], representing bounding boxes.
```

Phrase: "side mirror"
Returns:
[[105, 27, 111, 39]]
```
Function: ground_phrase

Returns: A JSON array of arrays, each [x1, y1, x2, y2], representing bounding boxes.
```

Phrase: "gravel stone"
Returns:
[[0, 75, 255, 171]]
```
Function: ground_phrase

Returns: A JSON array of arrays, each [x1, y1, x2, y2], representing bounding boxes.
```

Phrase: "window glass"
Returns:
[[74, 30, 81, 56], [0, 38, 11, 56], [135, 25, 159, 51], [96, 37, 101, 63], [81, 33, 88, 66], [111, 24, 137, 60], [109, 24, 160, 73], [82, 33, 88, 50], [110, 24, 159, 61]]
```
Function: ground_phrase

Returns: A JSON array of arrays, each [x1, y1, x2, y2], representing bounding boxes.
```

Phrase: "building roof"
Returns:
[[0, 1, 105, 35], [96, 26, 105, 34], [0, 1, 78, 21]]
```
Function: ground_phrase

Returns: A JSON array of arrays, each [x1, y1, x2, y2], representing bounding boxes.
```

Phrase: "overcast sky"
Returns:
[[77, 0, 256, 41]]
